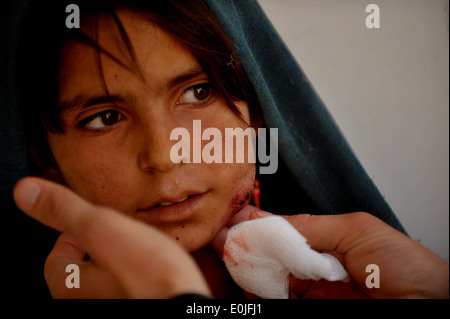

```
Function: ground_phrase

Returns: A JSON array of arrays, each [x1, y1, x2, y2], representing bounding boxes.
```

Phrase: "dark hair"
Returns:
[[18, 0, 260, 169]]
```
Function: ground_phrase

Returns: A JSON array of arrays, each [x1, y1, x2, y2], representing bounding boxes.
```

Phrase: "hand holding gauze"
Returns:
[[223, 216, 349, 299]]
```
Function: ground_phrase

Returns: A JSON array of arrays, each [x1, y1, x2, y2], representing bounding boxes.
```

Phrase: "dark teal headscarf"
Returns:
[[205, 0, 405, 232]]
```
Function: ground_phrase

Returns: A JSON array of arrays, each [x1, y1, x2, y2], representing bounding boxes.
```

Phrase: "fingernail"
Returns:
[[14, 179, 41, 211]]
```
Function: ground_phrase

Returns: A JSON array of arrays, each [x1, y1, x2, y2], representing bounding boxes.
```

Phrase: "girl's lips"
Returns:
[[136, 192, 207, 224]]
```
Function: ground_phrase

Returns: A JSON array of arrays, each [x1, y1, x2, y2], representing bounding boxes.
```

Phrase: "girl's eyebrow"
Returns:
[[58, 66, 206, 112], [165, 66, 207, 90], [58, 93, 135, 112]]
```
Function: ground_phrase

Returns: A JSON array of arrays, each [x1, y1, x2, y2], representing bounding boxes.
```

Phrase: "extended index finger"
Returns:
[[14, 177, 94, 233], [13, 177, 117, 248]]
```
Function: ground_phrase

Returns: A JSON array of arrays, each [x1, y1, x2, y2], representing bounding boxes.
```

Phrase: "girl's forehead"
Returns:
[[58, 11, 203, 105], [78, 9, 193, 69]]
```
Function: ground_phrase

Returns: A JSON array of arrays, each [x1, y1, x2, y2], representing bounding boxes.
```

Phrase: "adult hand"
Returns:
[[13, 177, 211, 299], [213, 207, 449, 299]]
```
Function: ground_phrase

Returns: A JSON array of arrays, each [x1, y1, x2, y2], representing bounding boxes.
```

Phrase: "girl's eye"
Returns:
[[79, 110, 122, 130], [176, 83, 214, 105]]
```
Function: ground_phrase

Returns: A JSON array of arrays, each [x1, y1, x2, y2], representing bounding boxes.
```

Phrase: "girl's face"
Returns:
[[47, 10, 255, 252]]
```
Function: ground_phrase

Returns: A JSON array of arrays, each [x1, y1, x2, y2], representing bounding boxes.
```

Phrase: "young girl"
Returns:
[[12, 0, 419, 299], [18, 0, 272, 298]]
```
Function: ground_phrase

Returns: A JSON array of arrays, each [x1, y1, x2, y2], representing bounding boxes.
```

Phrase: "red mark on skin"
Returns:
[[220, 173, 256, 227], [230, 174, 255, 210], [231, 189, 253, 209], [222, 189, 253, 227]]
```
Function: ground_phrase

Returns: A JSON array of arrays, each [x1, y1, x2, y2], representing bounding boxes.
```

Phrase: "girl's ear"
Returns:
[[29, 142, 64, 183], [251, 110, 264, 133], [249, 99, 265, 133]]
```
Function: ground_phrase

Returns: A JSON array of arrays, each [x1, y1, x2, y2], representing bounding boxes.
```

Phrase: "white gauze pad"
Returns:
[[223, 215, 349, 299]]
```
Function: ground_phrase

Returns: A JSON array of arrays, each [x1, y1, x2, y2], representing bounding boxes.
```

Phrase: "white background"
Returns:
[[258, 0, 449, 261]]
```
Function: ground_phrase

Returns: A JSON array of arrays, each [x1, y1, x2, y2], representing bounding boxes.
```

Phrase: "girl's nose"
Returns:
[[136, 113, 181, 174]]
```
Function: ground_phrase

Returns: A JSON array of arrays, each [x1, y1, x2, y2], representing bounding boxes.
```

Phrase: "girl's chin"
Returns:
[[179, 236, 212, 253], [156, 226, 218, 252]]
